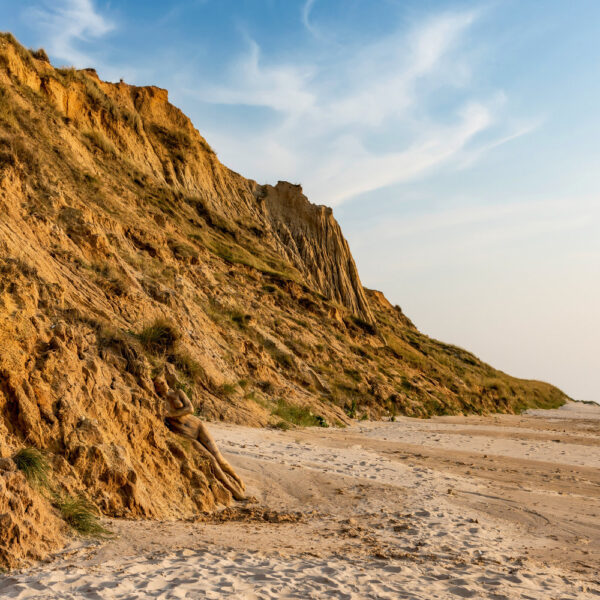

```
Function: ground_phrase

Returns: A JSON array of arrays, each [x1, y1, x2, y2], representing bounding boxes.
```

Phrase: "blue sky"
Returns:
[[2, 0, 599, 401]]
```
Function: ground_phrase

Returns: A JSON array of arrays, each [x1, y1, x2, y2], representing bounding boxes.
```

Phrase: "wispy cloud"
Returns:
[[187, 8, 528, 206], [355, 195, 600, 244], [301, 0, 320, 39], [27, 0, 113, 66]]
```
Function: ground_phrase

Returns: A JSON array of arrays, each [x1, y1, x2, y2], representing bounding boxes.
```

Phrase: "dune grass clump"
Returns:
[[271, 399, 328, 428], [13, 447, 50, 488], [83, 130, 116, 156], [137, 318, 181, 354], [30, 47, 49, 62], [55, 496, 109, 536]]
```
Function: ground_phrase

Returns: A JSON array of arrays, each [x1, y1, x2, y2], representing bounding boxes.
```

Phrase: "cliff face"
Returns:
[[260, 181, 373, 322], [0, 33, 568, 566]]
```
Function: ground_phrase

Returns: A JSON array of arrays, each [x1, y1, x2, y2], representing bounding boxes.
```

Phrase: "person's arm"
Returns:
[[176, 389, 194, 415], [164, 390, 194, 418]]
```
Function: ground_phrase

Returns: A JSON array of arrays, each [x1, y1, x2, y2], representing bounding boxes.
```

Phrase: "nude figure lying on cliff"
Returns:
[[153, 375, 246, 501]]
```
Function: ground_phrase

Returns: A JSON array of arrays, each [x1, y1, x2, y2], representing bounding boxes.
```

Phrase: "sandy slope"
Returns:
[[1, 402, 599, 599]]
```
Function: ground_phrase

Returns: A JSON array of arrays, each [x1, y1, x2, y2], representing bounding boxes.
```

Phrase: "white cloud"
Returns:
[[27, 0, 113, 66], [188, 9, 528, 206], [200, 40, 316, 115]]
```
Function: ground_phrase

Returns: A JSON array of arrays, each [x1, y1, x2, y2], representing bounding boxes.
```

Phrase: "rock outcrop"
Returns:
[[260, 181, 373, 323], [0, 33, 568, 567], [0, 464, 65, 568]]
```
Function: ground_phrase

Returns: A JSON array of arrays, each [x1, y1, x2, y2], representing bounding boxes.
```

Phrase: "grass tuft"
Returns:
[[30, 48, 49, 62], [271, 399, 328, 428], [13, 447, 49, 488], [83, 130, 116, 156], [137, 318, 180, 354], [55, 496, 109, 536]]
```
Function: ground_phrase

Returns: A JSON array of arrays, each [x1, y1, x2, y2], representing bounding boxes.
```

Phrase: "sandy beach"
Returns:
[[1, 402, 599, 599]]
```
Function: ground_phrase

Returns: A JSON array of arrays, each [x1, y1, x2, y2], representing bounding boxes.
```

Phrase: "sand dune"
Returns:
[[1, 402, 598, 599]]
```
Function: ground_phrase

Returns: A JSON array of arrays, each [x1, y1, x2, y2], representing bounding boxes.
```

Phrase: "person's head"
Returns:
[[153, 375, 169, 396]]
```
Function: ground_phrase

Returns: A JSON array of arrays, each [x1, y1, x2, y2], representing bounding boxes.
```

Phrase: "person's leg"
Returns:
[[195, 422, 245, 490], [202, 448, 246, 501]]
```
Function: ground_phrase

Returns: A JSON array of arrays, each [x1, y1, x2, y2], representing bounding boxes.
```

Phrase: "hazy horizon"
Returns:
[[2, 0, 598, 402]]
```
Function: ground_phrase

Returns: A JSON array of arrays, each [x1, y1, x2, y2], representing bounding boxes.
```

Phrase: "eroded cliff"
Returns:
[[0, 33, 568, 567]]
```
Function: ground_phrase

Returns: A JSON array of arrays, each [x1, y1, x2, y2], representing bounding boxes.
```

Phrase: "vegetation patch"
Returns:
[[231, 311, 252, 329], [54, 495, 109, 536], [271, 399, 328, 428], [13, 447, 49, 489], [83, 130, 116, 156], [91, 263, 130, 297], [168, 238, 198, 262], [348, 316, 378, 336], [219, 383, 238, 397], [137, 318, 181, 354]]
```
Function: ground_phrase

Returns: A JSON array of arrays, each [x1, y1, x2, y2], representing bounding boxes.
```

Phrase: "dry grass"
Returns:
[[137, 318, 181, 355], [83, 130, 116, 156]]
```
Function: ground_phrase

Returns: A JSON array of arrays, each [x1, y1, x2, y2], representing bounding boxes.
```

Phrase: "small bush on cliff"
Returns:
[[55, 496, 108, 536], [30, 48, 49, 62], [13, 448, 49, 488], [137, 318, 181, 354]]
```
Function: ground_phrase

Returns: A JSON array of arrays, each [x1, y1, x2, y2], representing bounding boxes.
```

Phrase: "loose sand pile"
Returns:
[[1, 402, 598, 599]]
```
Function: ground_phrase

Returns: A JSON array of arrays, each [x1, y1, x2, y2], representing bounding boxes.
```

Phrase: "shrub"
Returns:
[[13, 448, 49, 488], [55, 496, 109, 536], [137, 318, 180, 354]]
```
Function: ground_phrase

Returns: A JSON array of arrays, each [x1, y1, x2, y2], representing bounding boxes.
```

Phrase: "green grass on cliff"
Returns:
[[271, 398, 328, 428], [55, 496, 109, 536], [13, 447, 49, 488]]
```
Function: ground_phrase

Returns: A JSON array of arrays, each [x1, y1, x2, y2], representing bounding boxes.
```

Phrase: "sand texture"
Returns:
[[1, 402, 599, 599]]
